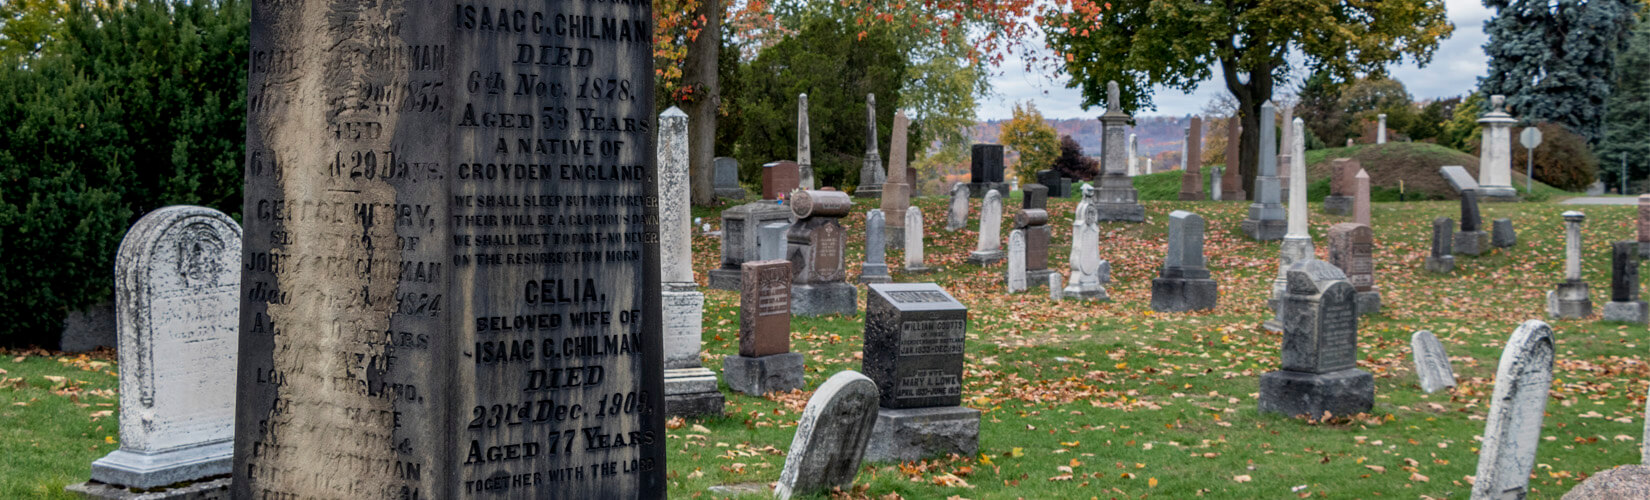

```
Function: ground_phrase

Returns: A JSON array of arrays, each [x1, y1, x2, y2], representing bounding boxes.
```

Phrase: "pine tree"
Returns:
[[1598, 9, 1648, 189], [1480, 0, 1639, 142]]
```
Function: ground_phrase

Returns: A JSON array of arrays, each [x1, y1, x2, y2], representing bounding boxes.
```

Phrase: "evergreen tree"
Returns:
[[1598, 9, 1648, 188], [1480, 0, 1639, 142]]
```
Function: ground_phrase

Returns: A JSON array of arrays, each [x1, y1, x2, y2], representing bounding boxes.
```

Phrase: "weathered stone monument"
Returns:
[[1093, 82, 1145, 222], [1006, 230, 1028, 293], [1323, 159, 1357, 215], [1454, 189, 1490, 256], [859, 210, 893, 284], [1016, 207, 1054, 288], [1211, 166, 1224, 201], [72, 206, 240, 495], [1048, 274, 1064, 301], [1476, 95, 1520, 201], [1376, 113, 1388, 144], [1241, 102, 1287, 240], [711, 200, 793, 290], [1426, 217, 1457, 273], [762, 160, 801, 201], [855, 94, 886, 198], [1328, 223, 1381, 316], [1179, 116, 1204, 201], [1471, 320, 1556, 499], [945, 183, 969, 231], [1126, 133, 1139, 177], [798, 93, 815, 190], [904, 208, 930, 274], [1258, 260, 1374, 417], [1492, 218, 1517, 248], [660, 109, 723, 418], [237, 3, 667, 495], [1353, 169, 1372, 227], [1603, 241, 1648, 324], [1268, 118, 1314, 329], [966, 144, 1008, 198], [1151, 211, 1217, 312], [714, 157, 747, 199], [881, 112, 913, 249], [1277, 106, 1294, 200], [773, 371, 879, 500], [967, 190, 1005, 265], [1410, 330, 1456, 393], [790, 190, 858, 316], [1037, 169, 1072, 198], [1064, 205, 1112, 301], [724, 260, 805, 395], [1548, 211, 1592, 319], [1222, 116, 1246, 201], [861, 284, 980, 462]]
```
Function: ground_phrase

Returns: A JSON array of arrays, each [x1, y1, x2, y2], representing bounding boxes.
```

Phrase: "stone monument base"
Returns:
[[1602, 301, 1649, 324], [853, 185, 883, 199], [1240, 218, 1287, 241], [965, 182, 1009, 198], [792, 283, 858, 317], [89, 443, 232, 491], [1453, 231, 1490, 256], [66, 477, 231, 500], [863, 406, 981, 463], [1356, 291, 1382, 316], [1149, 278, 1217, 312], [887, 226, 905, 250], [722, 352, 805, 395], [1258, 369, 1375, 418], [902, 262, 932, 274], [967, 249, 1004, 265], [708, 268, 743, 291], [1062, 282, 1109, 301], [665, 367, 726, 417], [857, 264, 892, 284], [715, 186, 750, 200], [1478, 185, 1520, 202], [1026, 269, 1054, 289], [1322, 195, 1352, 216], [1547, 281, 1593, 319], [1425, 256, 1455, 274], [1093, 202, 1145, 223]]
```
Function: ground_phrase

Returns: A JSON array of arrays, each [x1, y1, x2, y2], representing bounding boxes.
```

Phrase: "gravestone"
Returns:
[[74, 206, 240, 494], [1016, 208, 1053, 288], [1547, 211, 1592, 319], [759, 222, 790, 261], [1150, 211, 1218, 312], [1562, 465, 1650, 500], [1268, 118, 1314, 330], [1425, 217, 1457, 273], [789, 190, 858, 316], [711, 201, 793, 290], [1127, 133, 1139, 176], [1064, 206, 1112, 301], [723, 260, 804, 395], [763, 160, 801, 201], [1437, 165, 1480, 195], [714, 157, 747, 199], [1258, 260, 1375, 417], [1410, 330, 1456, 394], [1241, 102, 1287, 240], [1037, 169, 1072, 198], [1353, 169, 1371, 227], [798, 93, 814, 190], [881, 112, 912, 249], [1178, 116, 1204, 201], [1328, 223, 1381, 316], [945, 183, 969, 231], [1603, 241, 1648, 324], [1048, 274, 1063, 301], [661, 109, 722, 418], [858, 210, 893, 284], [1376, 114, 1387, 144], [904, 208, 931, 274], [772, 371, 880, 500], [1211, 166, 1223, 201], [1492, 218, 1517, 248], [966, 145, 1008, 198], [1022, 183, 1049, 210], [861, 284, 980, 462], [1454, 189, 1490, 256], [1476, 95, 1520, 201], [1092, 82, 1146, 222], [1471, 320, 1556, 499], [236, 4, 667, 497], [1222, 116, 1246, 201], [855, 94, 886, 198], [1006, 230, 1028, 293], [1278, 106, 1294, 199], [967, 190, 1005, 265], [1640, 195, 1650, 257], [1323, 158, 1356, 215]]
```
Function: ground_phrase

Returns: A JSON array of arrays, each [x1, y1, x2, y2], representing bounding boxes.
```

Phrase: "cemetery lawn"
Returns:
[[1, 193, 1641, 499]]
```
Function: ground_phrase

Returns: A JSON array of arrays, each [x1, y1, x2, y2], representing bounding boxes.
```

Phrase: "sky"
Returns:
[[978, 0, 1495, 120]]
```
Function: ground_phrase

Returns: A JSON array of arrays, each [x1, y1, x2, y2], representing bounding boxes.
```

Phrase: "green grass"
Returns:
[[5, 194, 1642, 499]]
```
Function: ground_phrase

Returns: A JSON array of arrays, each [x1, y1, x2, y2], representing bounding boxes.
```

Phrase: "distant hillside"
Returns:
[[974, 116, 1197, 167]]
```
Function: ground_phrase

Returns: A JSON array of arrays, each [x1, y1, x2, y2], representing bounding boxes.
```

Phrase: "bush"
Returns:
[[1052, 135, 1099, 180], [0, 0, 247, 347], [1468, 122, 1597, 192]]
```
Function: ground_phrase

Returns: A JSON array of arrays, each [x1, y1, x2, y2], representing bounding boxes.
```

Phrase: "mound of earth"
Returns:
[[1306, 142, 1534, 200]]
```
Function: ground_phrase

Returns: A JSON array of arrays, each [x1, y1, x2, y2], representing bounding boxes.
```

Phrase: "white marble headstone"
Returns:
[[1472, 320, 1556, 500], [774, 371, 880, 499], [946, 183, 969, 231], [1410, 330, 1456, 393], [905, 208, 928, 271], [93, 206, 241, 489], [1007, 230, 1027, 292], [975, 190, 1003, 253]]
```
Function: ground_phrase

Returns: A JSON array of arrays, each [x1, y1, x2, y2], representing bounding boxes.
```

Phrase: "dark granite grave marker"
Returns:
[[1022, 184, 1049, 210], [861, 283, 979, 462], [714, 157, 747, 199], [1150, 211, 1217, 312], [966, 145, 1007, 198], [1603, 241, 1647, 324], [237, 2, 665, 497], [763, 160, 801, 201], [724, 260, 805, 395], [1258, 261, 1374, 417], [1492, 218, 1517, 248], [1426, 217, 1456, 273], [1454, 189, 1490, 256], [1037, 170, 1071, 198], [789, 190, 857, 316]]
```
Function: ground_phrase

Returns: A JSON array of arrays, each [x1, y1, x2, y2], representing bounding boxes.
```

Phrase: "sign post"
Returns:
[[1519, 128, 1543, 194]]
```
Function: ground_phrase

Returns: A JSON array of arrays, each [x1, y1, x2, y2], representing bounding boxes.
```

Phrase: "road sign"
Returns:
[[1520, 128, 1543, 149]]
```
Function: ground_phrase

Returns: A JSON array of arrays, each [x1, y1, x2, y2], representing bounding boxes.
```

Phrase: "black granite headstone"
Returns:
[[1612, 241, 1640, 302], [237, 3, 666, 498], [861, 283, 968, 409], [1022, 184, 1048, 210], [970, 145, 1004, 183]]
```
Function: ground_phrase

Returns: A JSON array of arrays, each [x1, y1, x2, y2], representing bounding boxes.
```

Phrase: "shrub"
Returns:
[[1469, 122, 1597, 192], [1052, 135, 1099, 180]]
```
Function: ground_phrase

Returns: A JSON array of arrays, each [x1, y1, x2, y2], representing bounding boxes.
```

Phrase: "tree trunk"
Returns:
[[683, 0, 720, 206], [1219, 58, 1274, 201]]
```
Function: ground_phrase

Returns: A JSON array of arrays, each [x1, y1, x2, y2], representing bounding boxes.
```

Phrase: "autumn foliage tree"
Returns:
[[999, 101, 1061, 183], [1040, 0, 1452, 200]]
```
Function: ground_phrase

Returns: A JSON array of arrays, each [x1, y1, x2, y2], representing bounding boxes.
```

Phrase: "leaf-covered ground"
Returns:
[[2, 191, 1643, 499]]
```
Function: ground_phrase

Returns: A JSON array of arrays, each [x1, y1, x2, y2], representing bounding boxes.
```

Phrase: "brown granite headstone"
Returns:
[[740, 260, 793, 357], [1222, 116, 1245, 201], [1328, 223, 1375, 292], [1179, 116, 1204, 200], [764, 160, 802, 200]]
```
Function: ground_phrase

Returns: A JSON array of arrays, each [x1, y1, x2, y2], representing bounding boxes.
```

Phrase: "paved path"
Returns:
[[1559, 197, 1639, 205]]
